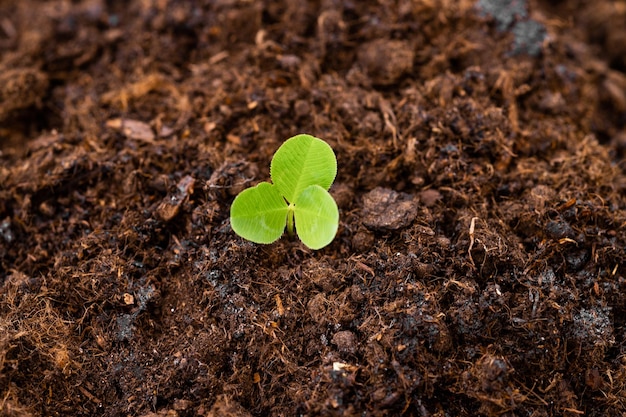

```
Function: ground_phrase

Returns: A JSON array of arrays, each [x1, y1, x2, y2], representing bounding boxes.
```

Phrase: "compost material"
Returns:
[[1, 1, 626, 416]]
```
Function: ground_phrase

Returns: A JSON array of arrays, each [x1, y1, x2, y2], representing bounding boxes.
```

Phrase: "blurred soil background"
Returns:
[[1, 0, 626, 416]]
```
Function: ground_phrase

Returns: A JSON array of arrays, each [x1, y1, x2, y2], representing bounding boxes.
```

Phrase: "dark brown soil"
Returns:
[[1, 1, 626, 416]]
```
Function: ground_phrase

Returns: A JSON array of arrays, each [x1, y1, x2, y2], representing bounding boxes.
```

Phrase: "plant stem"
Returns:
[[287, 204, 295, 237]]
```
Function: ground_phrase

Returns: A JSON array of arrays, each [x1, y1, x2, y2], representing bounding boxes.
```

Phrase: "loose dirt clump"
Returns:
[[1, 0, 626, 416]]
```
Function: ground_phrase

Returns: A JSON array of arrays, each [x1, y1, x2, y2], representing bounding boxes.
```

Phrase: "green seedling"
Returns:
[[230, 134, 339, 250]]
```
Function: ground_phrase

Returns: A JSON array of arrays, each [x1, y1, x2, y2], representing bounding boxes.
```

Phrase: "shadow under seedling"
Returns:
[[230, 134, 339, 250]]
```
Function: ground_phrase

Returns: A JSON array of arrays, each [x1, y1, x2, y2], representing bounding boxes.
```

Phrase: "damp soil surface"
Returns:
[[2, 1, 626, 416]]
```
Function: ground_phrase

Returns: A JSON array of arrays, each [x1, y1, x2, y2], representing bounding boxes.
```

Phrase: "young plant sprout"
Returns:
[[230, 134, 339, 250]]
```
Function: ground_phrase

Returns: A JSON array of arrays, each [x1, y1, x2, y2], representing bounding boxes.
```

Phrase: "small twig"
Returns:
[[468, 216, 478, 267]]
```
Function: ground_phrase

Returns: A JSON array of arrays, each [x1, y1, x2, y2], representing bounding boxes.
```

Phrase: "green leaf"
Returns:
[[294, 185, 339, 250], [270, 134, 337, 203], [230, 182, 288, 244]]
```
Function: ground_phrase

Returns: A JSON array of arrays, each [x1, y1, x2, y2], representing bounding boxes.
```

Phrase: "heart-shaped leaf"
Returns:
[[230, 182, 288, 244], [294, 185, 339, 250], [270, 134, 337, 203]]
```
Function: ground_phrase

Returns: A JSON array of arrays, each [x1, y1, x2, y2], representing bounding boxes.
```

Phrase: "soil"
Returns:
[[1, 0, 626, 416]]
